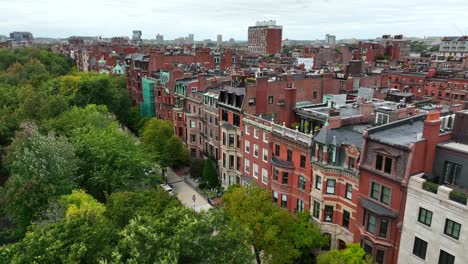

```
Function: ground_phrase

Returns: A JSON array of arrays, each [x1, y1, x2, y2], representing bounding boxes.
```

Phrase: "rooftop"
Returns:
[[367, 115, 426, 148], [437, 141, 468, 153]]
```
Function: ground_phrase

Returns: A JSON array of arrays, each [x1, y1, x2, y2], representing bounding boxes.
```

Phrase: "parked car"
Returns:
[[160, 184, 175, 196]]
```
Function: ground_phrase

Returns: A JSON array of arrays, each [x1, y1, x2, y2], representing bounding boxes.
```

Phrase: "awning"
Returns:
[[359, 197, 399, 218]]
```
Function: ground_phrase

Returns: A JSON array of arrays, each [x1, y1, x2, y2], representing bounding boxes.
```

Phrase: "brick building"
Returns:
[[248, 20, 283, 55]]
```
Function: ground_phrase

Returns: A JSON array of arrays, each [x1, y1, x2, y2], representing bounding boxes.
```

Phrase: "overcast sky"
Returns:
[[1, 0, 468, 40]]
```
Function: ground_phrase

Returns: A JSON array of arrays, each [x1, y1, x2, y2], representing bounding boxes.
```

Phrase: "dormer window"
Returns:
[[375, 154, 393, 175]]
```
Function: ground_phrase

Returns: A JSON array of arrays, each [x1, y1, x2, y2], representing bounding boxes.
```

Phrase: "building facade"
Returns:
[[248, 20, 282, 55]]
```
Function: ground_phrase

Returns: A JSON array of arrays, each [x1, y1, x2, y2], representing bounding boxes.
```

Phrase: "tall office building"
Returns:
[[247, 20, 282, 55], [217, 34, 222, 46], [188, 33, 194, 44], [156, 34, 164, 44], [132, 30, 142, 42], [325, 34, 336, 45]]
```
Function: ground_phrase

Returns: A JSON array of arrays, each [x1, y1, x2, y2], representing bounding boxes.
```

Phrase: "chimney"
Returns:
[[359, 102, 374, 122], [422, 112, 441, 173]]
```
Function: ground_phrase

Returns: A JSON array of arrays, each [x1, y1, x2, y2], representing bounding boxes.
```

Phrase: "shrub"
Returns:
[[422, 181, 439, 194], [449, 190, 468, 205]]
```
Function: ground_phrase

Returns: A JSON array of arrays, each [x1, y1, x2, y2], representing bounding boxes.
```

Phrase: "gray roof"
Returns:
[[360, 197, 399, 218], [315, 126, 367, 149], [367, 115, 426, 149]]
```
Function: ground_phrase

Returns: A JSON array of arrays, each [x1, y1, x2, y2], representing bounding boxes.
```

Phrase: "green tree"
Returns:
[[1, 123, 78, 232], [190, 158, 205, 179], [0, 191, 117, 263], [44, 104, 116, 136], [141, 118, 177, 175], [162, 136, 189, 169], [71, 126, 149, 201], [317, 243, 375, 264], [105, 190, 180, 228], [202, 160, 219, 188], [222, 185, 325, 264], [113, 207, 253, 264]]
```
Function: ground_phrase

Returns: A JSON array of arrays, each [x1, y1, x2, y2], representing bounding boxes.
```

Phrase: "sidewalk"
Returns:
[[166, 167, 212, 212]]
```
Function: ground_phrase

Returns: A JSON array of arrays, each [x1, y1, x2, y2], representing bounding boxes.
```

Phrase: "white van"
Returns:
[[160, 184, 175, 196]]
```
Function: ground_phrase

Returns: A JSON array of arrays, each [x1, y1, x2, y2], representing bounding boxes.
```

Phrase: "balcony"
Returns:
[[272, 123, 313, 146]]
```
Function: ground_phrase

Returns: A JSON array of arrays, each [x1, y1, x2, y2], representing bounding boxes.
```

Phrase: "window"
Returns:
[[245, 125, 250, 135], [376, 250, 385, 264], [366, 214, 376, 234], [379, 219, 388, 238], [384, 157, 392, 174], [245, 159, 250, 173], [298, 176, 306, 190], [222, 153, 226, 168], [275, 144, 281, 156], [346, 183, 353, 200], [287, 150, 293, 161], [254, 144, 259, 157], [190, 121, 196, 128], [263, 149, 268, 162], [262, 168, 268, 184], [273, 169, 279, 182], [412, 237, 428, 260], [228, 134, 234, 147], [282, 172, 288, 185], [348, 156, 355, 170], [370, 182, 391, 205], [300, 155, 306, 168], [363, 243, 372, 255], [233, 114, 240, 127], [297, 199, 304, 212], [281, 194, 287, 208], [190, 134, 196, 143], [444, 219, 461, 240], [222, 110, 228, 121], [268, 96, 273, 104], [343, 210, 350, 229], [313, 201, 320, 218], [376, 112, 389, 125], [326, 179, 336, 194], [253, 163, 259, 179], [245, 141, 250, 153], [273, 191, 278, 203], [375, 155, 383, 170], [418, 208, 432, 227], [222, 132, 226, 145], [229, 155, 234, 170], [237, 135, 241, 148], [438, 250, 455, 264], [443, 161, 462, 185], [263, 132, 268, 143], [249, 98, 256, 106], [313, 91, 318, 99], [237, 156, 241, 171], [315, 175, 322, 190], [324, 205, 333, 222]]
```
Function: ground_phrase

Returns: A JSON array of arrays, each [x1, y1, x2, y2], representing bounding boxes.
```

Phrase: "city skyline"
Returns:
[[1, 0, 468, 40]]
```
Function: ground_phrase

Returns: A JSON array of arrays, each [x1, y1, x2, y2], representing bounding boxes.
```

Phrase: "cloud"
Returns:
[[0, 0, 467, 39]]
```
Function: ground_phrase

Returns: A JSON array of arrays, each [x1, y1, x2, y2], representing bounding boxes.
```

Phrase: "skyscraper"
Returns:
[[325, 34, 336, 45], [217, 34, 222, 46]]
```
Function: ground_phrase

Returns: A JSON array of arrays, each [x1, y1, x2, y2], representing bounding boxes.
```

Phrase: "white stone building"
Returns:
[[398, 174, 467, 264]]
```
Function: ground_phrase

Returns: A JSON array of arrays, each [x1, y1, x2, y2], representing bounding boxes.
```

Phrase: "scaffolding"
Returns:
[[140, 77, 156, 117]]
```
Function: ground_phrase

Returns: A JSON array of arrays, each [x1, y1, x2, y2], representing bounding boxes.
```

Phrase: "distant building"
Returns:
[[439, 36, 468, 59], [132, 30, 142, 42], [248, 20, 282, 55], [228, 38, 235, 46], [325, 34, 336, 46], [188, 33, 194, 45], [9, 31, 33, 42], [217, 34, 223, 47], [156, 34, 164, 44]]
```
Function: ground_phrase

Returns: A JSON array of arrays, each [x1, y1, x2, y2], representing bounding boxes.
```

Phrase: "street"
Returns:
[[166, 168, 212, 212]]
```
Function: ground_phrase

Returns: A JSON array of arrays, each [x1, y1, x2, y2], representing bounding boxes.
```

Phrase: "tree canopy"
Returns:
[[317, 243, 375, 264], [222, 185, 325, 264]]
